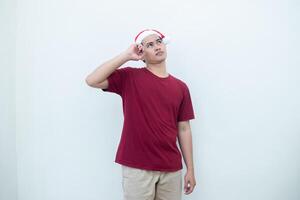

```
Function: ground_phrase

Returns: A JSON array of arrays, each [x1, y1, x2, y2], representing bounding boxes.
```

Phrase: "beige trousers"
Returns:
[[122, 165, 182, 200]]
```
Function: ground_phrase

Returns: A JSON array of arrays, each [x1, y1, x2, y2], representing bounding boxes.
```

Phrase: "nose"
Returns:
[[154, 45, 161, 51]]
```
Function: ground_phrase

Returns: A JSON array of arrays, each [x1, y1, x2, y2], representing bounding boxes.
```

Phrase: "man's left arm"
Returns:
[[178, 120, 196, 195]]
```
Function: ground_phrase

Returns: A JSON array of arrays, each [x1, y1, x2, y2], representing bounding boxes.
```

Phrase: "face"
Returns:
[[139, 34, 167, 64]]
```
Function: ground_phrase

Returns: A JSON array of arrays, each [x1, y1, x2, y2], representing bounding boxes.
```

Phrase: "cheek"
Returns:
[[145, 51, 155, 57]]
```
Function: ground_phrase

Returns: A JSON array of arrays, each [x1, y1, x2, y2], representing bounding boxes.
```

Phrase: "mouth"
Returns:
[[156, 51, 164, 56]]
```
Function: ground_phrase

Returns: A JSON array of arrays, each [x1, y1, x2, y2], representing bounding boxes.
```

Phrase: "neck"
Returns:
[[145, 60, 168, 77]]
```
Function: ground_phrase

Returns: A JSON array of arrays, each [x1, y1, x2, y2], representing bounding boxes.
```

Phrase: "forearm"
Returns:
[[178, 129, 195, 173], [85, 52, 130, 85]]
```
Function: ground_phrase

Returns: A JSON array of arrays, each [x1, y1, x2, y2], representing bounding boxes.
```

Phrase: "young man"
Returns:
[[85, 29, 196, 200]]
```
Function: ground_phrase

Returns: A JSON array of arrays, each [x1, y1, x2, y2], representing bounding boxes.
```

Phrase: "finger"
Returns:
[[185, 186, 192, 194], [186, 184, 195, 194], [184, 180, 189, 190], [185, 188, 191, 194], [138, 45, 144, 51], [184, 182, 190, 193]]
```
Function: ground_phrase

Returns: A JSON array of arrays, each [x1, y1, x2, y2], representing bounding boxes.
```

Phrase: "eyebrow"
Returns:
[[143, 38, 162, 46]]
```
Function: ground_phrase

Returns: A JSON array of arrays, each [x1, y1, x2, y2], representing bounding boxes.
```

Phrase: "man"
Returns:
[[85, 29, 196, 200]]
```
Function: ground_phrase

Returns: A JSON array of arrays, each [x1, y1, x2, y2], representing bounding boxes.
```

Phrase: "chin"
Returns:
[[152, 59, 166, 64], [146, 55, 167, 64], [154, 56, 167, 63]]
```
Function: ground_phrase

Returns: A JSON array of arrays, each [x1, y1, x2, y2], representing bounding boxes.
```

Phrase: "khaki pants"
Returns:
[[122, 165, 182, 200]]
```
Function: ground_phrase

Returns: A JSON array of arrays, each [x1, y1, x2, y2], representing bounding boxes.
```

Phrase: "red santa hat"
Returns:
[[134, 29, 171, 45]]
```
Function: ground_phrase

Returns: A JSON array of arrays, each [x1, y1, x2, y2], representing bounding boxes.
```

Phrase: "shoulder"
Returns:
[[117, 66, 135, 72], [113, 66, 137, 77], [170, 75, 189, 91], [117, 66, 142, 73], [122, 66, 149, 77]]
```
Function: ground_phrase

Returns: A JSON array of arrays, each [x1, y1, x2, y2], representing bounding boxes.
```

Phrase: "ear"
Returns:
[[138, 44, 144, 54], [138, 46, 145, 59], [141, 53, 146, 61]]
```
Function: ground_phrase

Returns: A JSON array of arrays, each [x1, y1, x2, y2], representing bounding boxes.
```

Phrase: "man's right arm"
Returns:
[[85, 44, 144, 89], [85, 52, 130, 89]]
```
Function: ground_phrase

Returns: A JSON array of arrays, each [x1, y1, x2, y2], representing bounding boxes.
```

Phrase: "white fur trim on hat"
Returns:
[[134, 29, 171, 45]]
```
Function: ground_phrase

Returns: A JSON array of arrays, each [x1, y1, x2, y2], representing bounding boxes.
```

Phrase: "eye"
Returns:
[[157, 39, 162, 43], [147, 43, 153, 48]]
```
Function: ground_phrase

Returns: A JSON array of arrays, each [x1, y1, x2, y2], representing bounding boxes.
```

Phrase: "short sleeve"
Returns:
[[177, 83, 195, 122], [101, 67, 131, 96]]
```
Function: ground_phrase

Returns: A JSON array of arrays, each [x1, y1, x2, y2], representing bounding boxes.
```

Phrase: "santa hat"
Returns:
[[134, 29, 171, 45]]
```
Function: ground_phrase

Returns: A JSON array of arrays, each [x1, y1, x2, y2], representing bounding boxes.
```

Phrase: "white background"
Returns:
[[1, 0, 299, 200]]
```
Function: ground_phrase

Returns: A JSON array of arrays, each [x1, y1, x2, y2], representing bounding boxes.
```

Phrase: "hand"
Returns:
[[184, 170, 196, 195], [124, 44, 145, 61]]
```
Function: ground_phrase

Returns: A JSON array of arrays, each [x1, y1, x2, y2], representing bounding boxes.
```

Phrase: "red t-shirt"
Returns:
[[101, 66, 195, 172]]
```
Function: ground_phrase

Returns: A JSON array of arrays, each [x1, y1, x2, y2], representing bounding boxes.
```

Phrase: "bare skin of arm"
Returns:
[[85, 44, 144, 89], [178, 120, 196, 195]]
